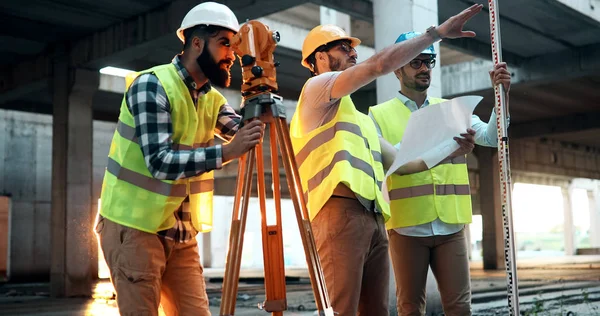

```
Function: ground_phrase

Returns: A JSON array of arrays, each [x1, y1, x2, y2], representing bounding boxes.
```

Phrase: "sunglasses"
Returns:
[[317, 41, 356, 55], [409, 58, 436, 70], [335, 42, 356, 54]]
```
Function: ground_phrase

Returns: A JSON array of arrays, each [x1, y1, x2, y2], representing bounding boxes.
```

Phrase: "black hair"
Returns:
[[304, 39, 352, 77], [183, 25, 227, 50]]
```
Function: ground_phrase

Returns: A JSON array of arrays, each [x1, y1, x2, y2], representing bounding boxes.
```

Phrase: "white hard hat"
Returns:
[[176, 2, 240, 43]]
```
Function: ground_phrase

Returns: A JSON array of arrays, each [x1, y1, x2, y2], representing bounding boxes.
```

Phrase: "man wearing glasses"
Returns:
[[369, 31, 512, 315], [289, 5, 485, 315]]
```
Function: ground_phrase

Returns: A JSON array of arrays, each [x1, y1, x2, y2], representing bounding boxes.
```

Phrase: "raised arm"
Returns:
[[330, 4, 483, 99]]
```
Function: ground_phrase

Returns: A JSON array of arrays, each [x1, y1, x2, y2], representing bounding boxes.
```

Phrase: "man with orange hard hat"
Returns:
[[290, 4, 484, 315]]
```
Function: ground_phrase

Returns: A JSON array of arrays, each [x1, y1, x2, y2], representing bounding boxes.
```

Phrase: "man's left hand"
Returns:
[[450, 128, 476, 158], [489, 62, 511, 93]]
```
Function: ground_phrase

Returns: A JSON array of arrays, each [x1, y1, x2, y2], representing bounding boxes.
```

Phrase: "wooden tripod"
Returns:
[[219, 93, 334, 316]]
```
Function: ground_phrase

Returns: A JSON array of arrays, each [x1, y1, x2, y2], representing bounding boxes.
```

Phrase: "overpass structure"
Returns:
[[0, 0, 599, 301]]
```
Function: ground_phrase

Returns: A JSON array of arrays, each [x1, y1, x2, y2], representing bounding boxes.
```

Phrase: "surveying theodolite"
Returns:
[[218, 20, 334, 316]]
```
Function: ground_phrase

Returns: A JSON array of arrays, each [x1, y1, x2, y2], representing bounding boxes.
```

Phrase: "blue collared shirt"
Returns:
[[370, 91, 508, 237]]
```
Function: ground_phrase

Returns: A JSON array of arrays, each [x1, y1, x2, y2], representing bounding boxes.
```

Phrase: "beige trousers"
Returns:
[[388, 229, 471, 316], [96, 217, 210, 316], [312, 197, 390, 316]]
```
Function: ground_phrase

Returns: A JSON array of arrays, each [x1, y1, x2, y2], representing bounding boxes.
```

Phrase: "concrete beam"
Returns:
[[554, 0, 600, 25], [442, 42, 600, 97], [308, 0, 373, 23], [441, 39, 524, 66], [0, 56, 52, 105], [519, 42, 600, 84], [257, 17, 374, 62], [509, 138, 600, 180], [0, 0, 300, 100], [510, 112, 600, 139]]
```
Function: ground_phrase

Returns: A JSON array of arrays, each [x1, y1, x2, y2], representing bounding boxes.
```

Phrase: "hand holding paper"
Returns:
[[382, 96, 483, 202]]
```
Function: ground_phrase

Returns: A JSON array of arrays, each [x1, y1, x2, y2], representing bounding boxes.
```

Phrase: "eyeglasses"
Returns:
[[335, 42, 356, 54], [317, 41, 356, 55], [409, 58, 436, 70]]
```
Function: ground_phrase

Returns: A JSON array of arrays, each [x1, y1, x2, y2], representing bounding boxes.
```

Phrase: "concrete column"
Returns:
[[0, 196, 9, 279], [373, 0, 441, 104], [477, 147, 505, 269], [319, 6, 351, 34], [202, 233, 212, 268], [51, 57, 98, 297], [562, 186, 576, 255], [590, 188, 600, 247], [373, 2, 443, 313]]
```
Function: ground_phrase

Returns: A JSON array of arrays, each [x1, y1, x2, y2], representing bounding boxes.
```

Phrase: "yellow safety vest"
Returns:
[[290, 95, 390, 221], [369, 97, 472, 230], [100, 63, 224, 233]]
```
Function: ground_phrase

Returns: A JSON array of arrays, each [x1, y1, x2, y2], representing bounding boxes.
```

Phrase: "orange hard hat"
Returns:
[[301, 24, 361, 69]]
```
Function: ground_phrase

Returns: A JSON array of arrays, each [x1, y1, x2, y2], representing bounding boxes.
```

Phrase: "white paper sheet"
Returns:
[[382, 95, 483, 202]]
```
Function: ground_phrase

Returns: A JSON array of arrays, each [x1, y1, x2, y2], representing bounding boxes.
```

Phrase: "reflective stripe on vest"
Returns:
[[301, 150, 383, 202], [118, 120, 214, 150], [100, 63, 224, 234], [106, 157, 188, 197], [291, 94, 389, 221], [389, 184, 470, 199], [114, 120, 215, 195], [388, 156, 469, 199], [295, 122, 384, 194], [190, 180, 214, 194], [369, 97, 472, 229]]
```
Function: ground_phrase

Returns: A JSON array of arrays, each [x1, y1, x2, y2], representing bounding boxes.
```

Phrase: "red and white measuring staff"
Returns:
[[487, 0, 520, 314]]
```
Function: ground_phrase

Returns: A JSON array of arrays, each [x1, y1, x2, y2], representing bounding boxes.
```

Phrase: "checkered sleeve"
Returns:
[[127, 74, 223, 180], [214, 102, 242, 141]]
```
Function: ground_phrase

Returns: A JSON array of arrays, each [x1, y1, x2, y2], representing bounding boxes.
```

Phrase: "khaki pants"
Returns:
[[96, 217, 210, 316], [312, 197, 389, 316], [388, 229, 471, 316]]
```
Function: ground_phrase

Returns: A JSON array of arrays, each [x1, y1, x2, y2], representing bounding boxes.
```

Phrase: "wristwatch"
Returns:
[[426, 25, 441, 41]]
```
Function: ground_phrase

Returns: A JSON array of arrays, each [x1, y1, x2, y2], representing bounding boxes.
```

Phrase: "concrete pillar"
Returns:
[[477, 147, 505, 269], [319, 6, 351, 34], [562, 186, 576, 255], [0, 196, 9, 279], [590, 188, 600, 247], [372, 2, 443, 313], [373, 0, 441, 104], [202, 233, 212, 268], [50, 56, 98, 297]]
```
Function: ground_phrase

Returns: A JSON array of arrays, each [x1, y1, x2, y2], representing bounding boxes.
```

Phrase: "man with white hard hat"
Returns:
[[96, 2, 263, 315]]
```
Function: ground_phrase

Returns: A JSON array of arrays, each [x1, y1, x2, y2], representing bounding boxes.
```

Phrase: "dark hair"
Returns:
[[183, 25, 227, 50], [304, 39, 351, 76]]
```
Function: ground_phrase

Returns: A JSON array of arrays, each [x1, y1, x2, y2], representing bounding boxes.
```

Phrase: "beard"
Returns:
[[196, 47, 231, 88], [401, 68, 430, 92], [327, 53, 342, 71]]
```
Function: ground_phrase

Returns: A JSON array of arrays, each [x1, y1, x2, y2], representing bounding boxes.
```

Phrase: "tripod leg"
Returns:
[[273, 117, 334, 316], [256, 129, 286, 315], [220, 150, 256, 316]]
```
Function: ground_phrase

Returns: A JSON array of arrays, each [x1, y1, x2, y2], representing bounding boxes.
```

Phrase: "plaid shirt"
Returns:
[[125, 55, 241, 242]]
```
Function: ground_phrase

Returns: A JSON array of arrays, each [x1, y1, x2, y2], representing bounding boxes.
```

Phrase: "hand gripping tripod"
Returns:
[[219, 21, 334, 316]]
